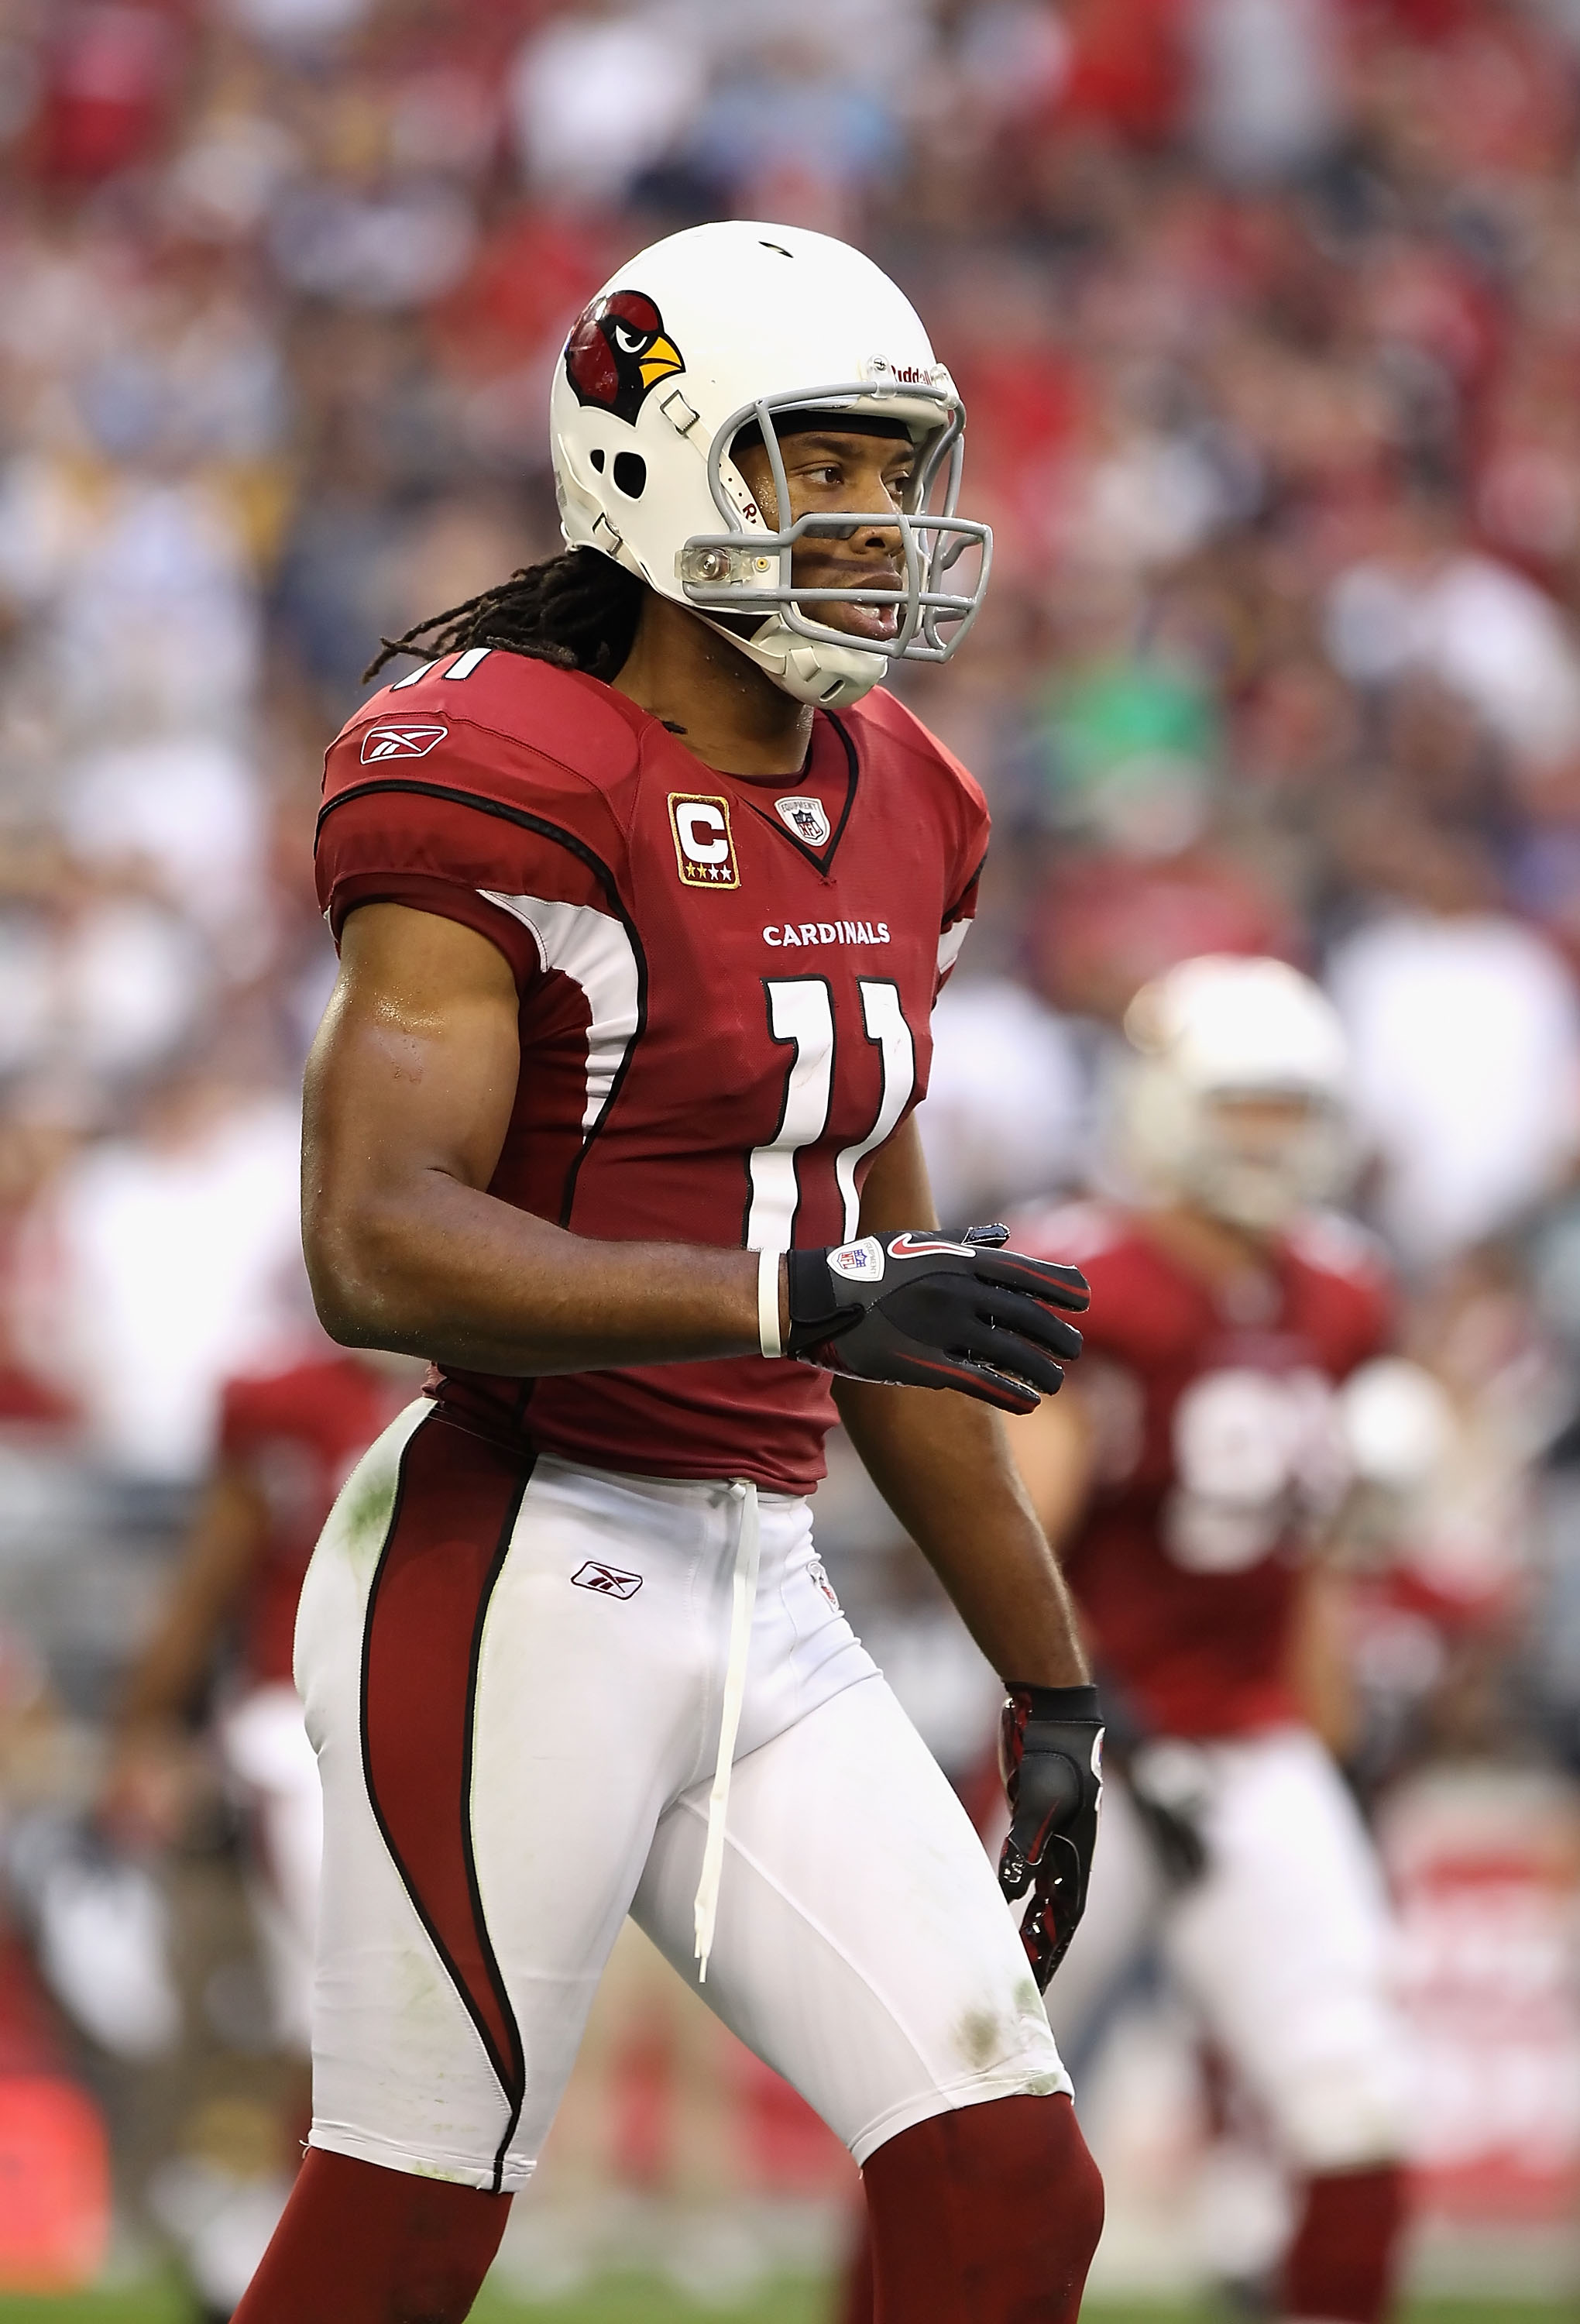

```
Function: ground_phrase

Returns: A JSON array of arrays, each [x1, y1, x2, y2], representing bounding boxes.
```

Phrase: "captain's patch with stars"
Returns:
[[668, 794, 739, 889]]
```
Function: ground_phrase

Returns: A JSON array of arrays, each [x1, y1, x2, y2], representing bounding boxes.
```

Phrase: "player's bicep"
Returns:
[[304, 902, 521, 1226]]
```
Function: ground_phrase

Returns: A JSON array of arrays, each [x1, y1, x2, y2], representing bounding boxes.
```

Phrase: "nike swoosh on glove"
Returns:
[[784, 1223, 1089, 1416], [998, 1683, 1104, 1991]]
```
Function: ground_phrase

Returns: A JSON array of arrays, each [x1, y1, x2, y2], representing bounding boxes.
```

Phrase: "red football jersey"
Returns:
[[1014, 1200, 1392, 1738], [314, 649, 989, 1494], [221, 1356, 404, 1686]]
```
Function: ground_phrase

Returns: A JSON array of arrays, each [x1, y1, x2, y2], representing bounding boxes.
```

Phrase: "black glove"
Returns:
[[785, 1223, 1088, 1416], [997, 1682, 1104, 1991]]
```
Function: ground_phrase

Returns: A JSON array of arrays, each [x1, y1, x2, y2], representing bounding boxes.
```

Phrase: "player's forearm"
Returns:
[[834, 1380, 1091, 1687], [1004, 1388, 1097, 1555], [116, 1473, 269, 1729], [304, 1167, 766, 1373]]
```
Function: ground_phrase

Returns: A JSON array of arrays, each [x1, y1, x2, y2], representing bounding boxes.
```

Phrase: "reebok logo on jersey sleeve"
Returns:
[[668, 793, 739, 888], [360, 722, 448, 762]]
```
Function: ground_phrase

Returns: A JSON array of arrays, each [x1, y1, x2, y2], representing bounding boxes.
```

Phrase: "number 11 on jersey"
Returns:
[[745, 978, 915, 1254]]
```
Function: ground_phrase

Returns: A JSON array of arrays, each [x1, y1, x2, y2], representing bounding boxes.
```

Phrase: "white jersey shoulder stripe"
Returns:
[[936, 918, 970, 979], [478, 890, 640, 1135]]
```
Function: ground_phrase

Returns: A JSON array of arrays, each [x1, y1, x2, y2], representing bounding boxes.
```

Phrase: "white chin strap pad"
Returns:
[[702, 612, 886, 709]]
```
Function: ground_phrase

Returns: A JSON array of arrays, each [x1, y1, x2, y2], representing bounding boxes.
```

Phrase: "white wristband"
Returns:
[[757, 1246, 784, 1360]]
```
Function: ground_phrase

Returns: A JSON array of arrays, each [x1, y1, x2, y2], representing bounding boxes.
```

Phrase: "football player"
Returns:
[[1010, 957, 1413, 2324], [106, 1346, 410, 2051], [103, 1347, 409, 2317], [234, 223, 1107, 2324]]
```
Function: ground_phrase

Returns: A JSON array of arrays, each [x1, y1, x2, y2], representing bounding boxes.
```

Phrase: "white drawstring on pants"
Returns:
[[693, 1478, 761, 1983]]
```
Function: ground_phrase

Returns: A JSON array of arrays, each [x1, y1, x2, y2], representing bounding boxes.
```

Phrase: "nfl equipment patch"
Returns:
[[775, 793, 832, 848], [827, 1236, 885, 1283], [668, 793, 739, 889], [359, 722, 448, 763]]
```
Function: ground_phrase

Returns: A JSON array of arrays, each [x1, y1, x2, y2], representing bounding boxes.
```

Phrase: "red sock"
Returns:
[[230, 2147, 510, 2324], [1282, 2164, 1407, 2323], [856, 2092, 1103, 2324]]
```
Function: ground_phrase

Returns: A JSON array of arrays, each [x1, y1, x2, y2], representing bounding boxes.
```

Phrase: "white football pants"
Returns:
[[1042, 1727, 1412, 2170], [294, 1401, 1069, 2193]]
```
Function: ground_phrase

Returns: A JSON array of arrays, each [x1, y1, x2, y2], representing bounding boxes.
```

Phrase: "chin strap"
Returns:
[[697, 610, 885, 709]]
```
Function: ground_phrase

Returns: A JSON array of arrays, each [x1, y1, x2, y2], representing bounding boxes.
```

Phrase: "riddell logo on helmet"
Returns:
[[865, 353, 933, 387], [565, 290, 685, 425]]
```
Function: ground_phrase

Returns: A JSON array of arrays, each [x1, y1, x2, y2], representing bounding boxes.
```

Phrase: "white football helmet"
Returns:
[[548, 220, 991, 710], [1116, 955, 1353, 1232]]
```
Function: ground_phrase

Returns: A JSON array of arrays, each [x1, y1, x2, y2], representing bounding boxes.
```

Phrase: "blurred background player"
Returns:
[[1008, 955, 1414, 2324], [101, 1342, 410, 2318], [106, 1343, 410, 2046]]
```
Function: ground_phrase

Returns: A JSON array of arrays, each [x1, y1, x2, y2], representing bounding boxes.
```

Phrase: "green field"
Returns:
[[0, 2290, 1569, 2324]]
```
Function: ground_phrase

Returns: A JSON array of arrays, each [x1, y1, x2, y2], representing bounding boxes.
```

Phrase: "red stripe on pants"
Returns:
[[362, 1414, 530, 2116]]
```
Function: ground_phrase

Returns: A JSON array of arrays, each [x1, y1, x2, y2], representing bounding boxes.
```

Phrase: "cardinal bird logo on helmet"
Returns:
[[564, 290, 685, 425]]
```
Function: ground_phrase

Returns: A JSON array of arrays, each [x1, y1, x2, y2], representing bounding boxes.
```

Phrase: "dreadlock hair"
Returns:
[[362, 547, 647, 687]]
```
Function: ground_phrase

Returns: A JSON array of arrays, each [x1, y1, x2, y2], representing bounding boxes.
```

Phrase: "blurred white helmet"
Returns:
[[1118, 954, 1352, 1231], [548, 220, 991, 710]]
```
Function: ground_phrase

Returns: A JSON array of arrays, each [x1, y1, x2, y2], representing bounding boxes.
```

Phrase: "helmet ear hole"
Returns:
[[613, 452, 647, 499]]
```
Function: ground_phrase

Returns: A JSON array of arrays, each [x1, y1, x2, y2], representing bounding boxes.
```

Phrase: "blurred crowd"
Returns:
[[1, 0, 1580, 2305]]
